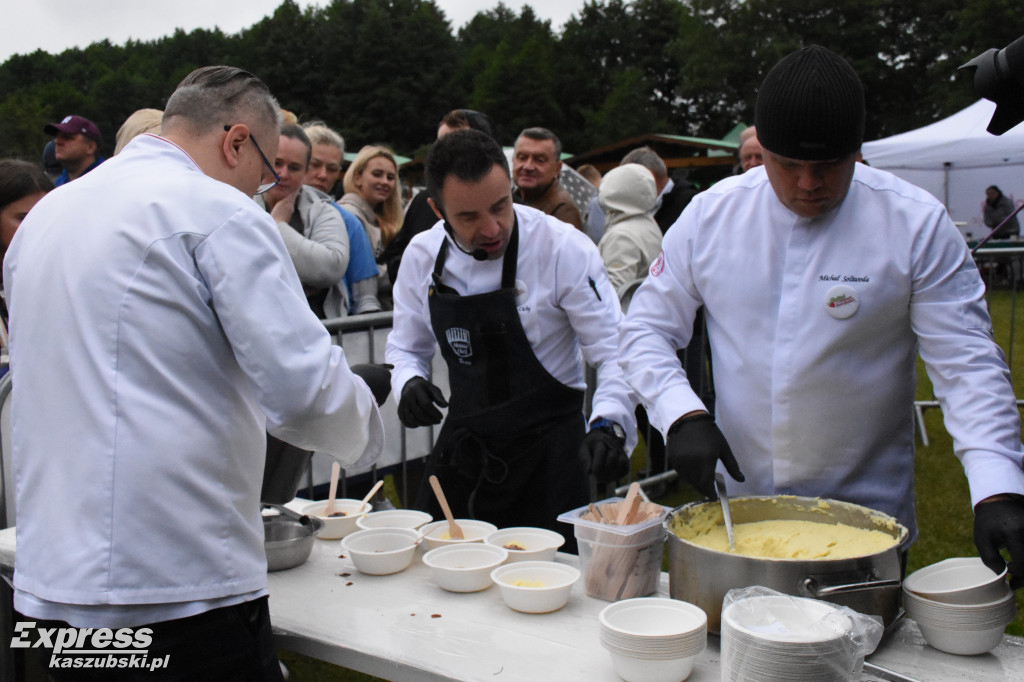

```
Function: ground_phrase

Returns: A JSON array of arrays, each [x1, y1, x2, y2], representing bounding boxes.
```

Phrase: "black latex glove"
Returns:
[[666, 413, 744, 499], [397, 376, 448, 428], [973, 497, 1024, 589], [579, 427, 629, 485], [350, 363, 393, 406]]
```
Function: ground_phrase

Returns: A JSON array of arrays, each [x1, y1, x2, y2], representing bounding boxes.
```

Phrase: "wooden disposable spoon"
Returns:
[[428, 475, 464, 539], [324, 462, 341, 517], [359, 479, 385, 514], [616, 482, 642, 525]]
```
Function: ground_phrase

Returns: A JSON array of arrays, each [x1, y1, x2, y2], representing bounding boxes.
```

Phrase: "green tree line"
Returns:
[[0, 0, 1019, 162]]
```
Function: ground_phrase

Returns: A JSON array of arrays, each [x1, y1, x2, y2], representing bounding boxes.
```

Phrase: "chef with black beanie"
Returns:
[[620, 45, 1024, 587]]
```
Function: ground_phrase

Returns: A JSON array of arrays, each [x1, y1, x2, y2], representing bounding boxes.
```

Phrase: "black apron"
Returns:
[[415, 223, 589, 549]]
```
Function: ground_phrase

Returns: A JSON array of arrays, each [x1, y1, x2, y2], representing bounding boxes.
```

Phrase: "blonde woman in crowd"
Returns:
[[340, 145, 402, 309]]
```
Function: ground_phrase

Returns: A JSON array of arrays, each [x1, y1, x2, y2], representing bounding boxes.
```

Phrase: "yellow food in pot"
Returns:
[[678, 518, 896, 559], [512, 579, 546, 587]]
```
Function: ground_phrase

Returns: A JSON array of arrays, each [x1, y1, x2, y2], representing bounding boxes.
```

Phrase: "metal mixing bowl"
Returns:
[[263, 513, 324, 571]]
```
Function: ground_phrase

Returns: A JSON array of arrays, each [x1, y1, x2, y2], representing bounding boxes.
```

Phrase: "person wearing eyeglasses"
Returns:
[[253, 122, 351, 320], [4, 66, 388, 680], [302, 121, 382, 314]]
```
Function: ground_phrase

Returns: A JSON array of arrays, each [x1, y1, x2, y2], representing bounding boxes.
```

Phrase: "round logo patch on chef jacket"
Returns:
[[515, 279, 529, 307], [825, 284, 859, 319], [650, 251, 665, 277]]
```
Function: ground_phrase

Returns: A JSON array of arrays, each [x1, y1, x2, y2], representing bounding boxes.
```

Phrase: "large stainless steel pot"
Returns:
[[665, 495, 908, 633]]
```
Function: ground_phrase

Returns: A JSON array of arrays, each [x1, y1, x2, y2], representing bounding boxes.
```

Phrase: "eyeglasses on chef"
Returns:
[[223, 124, 280, 194]]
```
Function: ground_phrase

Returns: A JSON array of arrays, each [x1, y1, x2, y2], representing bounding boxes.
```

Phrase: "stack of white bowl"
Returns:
[[902, 557, 1015, 655], [598, 598, 706, 682], [721, 595, 861, 682]]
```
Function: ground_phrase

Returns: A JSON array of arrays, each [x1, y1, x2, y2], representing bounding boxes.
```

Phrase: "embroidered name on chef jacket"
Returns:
[[446, 327, 473, 362], [825, 284, 859, 319]]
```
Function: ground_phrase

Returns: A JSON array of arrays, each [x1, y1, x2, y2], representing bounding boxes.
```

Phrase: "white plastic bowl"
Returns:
[[903, 557, 1009, 605], [340, 528, 419, 575], [490, 560, 581, 613], [600, 598, 708, 641], [903, 585, 1016, 627], [916, 620, 1007, 656], [422, 543, 508, 592], [419, 519, 497, 550], [356, 509, 432, 531], [484, 527, 566, 562], [607, 649, 697, 682], [301, 499, 372, 539]]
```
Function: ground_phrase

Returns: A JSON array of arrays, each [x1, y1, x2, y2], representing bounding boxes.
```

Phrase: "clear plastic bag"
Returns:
[[720, 585, 884, 681]]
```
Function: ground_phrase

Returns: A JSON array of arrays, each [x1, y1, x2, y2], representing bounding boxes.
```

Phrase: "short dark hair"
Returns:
[[438, 109, 498, 141], [281, 122, 312, 165], [0, 159, 54, 213], [517, 127, 562, 157], [425, 129, 509, 212]]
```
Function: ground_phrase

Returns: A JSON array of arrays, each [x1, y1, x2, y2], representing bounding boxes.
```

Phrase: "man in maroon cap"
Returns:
[[44, 114, 105, 186]]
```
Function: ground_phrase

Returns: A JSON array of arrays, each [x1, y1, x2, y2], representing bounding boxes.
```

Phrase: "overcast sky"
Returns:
[[0, 0, 587, 64]]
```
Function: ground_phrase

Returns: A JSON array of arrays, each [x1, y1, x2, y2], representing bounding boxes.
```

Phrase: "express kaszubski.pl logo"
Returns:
[[11, 621, 169, 672]]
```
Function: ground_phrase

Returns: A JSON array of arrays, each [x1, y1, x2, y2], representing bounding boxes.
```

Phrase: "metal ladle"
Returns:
[[714, 473, 737, 552]]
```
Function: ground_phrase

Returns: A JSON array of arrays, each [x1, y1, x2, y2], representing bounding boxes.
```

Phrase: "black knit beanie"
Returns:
[[755, 45, 865, 161]]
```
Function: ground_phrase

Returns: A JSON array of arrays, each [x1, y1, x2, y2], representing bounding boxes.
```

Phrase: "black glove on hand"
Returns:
[[579, 427, 629, 485], [666, 413, 744, 499], [350, 363, 393, 406], [397, 376, 448, 428], [973, 497, 1024, 589]]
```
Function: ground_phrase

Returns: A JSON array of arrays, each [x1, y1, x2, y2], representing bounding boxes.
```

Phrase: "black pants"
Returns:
[[19, 597, 284, 682]]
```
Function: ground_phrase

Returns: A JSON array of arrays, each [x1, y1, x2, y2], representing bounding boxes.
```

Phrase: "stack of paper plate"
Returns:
[[598, 598, 707, 682], [721, 595, 860, 682]]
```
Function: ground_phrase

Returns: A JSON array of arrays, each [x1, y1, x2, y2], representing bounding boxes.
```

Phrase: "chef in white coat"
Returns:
[[5, 67, 388, 679], [386, 129, 637, 548], [619, 45, 1024, 586]]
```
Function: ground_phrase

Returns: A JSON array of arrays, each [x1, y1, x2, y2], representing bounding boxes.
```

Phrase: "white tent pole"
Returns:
[[943, 162, 951, 208]]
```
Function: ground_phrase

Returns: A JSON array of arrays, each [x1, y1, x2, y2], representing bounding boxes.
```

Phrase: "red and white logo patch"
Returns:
[[650, 251, 665, 277]]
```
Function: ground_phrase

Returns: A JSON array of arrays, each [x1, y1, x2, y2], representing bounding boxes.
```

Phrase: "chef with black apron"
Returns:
[[386, 130, 637, 548]]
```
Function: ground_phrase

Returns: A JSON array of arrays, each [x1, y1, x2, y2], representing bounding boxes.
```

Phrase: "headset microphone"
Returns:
[[443, 221, 489, 261]]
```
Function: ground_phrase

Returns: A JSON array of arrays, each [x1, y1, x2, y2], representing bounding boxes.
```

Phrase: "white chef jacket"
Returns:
[[4, 134, 384, 626], [620, 163, 1024, 538], [386, 204, 637, 451]]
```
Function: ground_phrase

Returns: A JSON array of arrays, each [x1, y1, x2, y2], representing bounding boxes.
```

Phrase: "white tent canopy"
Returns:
[[862, 99, 1024, 236]]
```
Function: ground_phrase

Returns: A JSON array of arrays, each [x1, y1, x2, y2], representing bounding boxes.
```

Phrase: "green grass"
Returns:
[[279, 288, 1024, 679]]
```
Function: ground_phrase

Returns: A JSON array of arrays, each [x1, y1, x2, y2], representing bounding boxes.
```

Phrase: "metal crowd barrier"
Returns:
[[319, 309, 709, 505]]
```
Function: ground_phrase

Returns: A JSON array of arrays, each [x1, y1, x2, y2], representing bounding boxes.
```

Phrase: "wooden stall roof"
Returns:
[[567, 133, 739, 173]]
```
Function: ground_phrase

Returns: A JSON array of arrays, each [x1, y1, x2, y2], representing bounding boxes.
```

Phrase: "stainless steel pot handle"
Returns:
[[263, 503, 324, 531], [803, 576, 902, 597]]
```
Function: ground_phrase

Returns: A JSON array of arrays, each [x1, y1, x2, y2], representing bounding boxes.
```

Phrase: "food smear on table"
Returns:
[[672, 514, 897, 559]]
